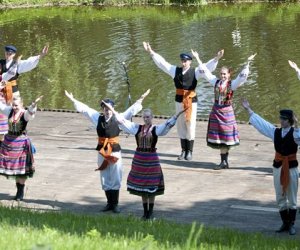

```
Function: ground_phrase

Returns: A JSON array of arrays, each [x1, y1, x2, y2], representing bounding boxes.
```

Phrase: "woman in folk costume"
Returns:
[[102, 99, 185, 220], [288, 60, 300, 80], [0, 62, 19, 142], [143, 41, 224, 161], [192, 49, 256, 170], [65, 89, 150, 213], [0, 95, 43, 201]]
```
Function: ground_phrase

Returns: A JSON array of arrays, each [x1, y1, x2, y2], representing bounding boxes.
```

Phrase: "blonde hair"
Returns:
[[142, 108, 153, 117]]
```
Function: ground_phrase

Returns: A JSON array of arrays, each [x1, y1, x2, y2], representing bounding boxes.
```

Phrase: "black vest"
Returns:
[[8, 110, 28, 136], [96, 114, 121, 152], [135, 125, 158, 149], [173, 67, 198, 103], [273, 127, 298, 168]]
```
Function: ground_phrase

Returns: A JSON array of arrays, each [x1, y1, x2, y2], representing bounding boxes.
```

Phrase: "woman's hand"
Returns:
[[247, 53, 257, 62], [143, 42, 153, 55], [40, 45, 49, 58], [32, 95, 44, 107], [288, 60, 299, 71], [175, 107, 189, 119], [138, 89, 151, 102], [191, 49, 202, 64], [101, 100, 116, 114], [215, 49, 224, 60], [65, 90, 74, 101]]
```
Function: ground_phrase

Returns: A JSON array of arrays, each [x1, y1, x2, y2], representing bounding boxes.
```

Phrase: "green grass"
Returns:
[[0, 206, 299, 250], [0, 0, 298, 8]]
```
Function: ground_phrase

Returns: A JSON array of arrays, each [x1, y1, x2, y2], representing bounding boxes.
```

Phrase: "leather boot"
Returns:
[[15, 183, 25, 201], [276, 209, 289, 233], [101, 190, 113, 212], [111, 190, 121, 214], [178, 139, 186, 160], [185, 140, 194, 161], [141, 203, 148, 220], [225, 152, 229, 168], [147, 203, 154, 220], [214, 154, 229, 170], [288, 209, 297, 235]]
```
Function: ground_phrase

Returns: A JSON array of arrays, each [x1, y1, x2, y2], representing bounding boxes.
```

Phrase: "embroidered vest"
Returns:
[[214, 80, 234, 106], [8, 110, 27, 136], [135, 125, 158, 151]]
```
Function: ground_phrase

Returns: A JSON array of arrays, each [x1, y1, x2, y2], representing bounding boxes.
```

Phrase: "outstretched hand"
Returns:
[[143, 42, 153, 54], [288, 60, 299, 71], [40, 45, 49, 58], [191, 49, 202, 64], [32, 95, 44, 107], [65, 90, 74, 101], [247, 53, 257, 62], [241, 98, 250, 109], [216, 49, 224, 60], [138, 89, 151, 102]]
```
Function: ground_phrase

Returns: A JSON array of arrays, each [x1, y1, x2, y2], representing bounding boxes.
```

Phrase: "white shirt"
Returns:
[[249, 112, 300, 145], [6, 55, 41, 75], [0, 102, 37, 121], [150, 51, 219, 80]]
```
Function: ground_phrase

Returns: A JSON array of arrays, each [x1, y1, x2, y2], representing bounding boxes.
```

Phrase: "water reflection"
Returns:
[[0, 4, 299, 123]]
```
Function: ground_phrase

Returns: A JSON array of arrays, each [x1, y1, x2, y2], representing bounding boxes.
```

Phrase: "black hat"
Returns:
[[101, 98, 115, 108], [180, 53, 192, 61], [4, 45, 17, 53], [279, 109, 293, 120]]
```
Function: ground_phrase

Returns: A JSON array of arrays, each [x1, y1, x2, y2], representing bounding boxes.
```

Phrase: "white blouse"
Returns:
[[0, 102, 37, 121]]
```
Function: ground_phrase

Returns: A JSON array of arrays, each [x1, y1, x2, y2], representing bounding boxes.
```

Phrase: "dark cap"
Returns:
[[4, 45, 17, 53], [101, 98, 115, 108], [180, 53, 192, 61], [279, 109, 293, 120]]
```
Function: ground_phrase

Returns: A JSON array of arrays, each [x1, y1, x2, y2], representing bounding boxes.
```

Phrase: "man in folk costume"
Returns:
[[65, 89, 150, 213], [242, 99, 300, 235], [0, 44, 49, 103], [143, 41, 224, 161]]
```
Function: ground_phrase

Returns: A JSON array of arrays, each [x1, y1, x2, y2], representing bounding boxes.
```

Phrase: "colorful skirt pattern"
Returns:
[[0, 92, 8, 134], [127, 151, 164, 197], [0, 134, 35, 177], [207, 104, 239, 149]]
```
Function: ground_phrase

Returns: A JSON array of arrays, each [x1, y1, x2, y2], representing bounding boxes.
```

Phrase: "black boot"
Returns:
[[178, 139, 186, 160], [276, 209, 289, 233], [141, 203, 148, 220], [288, 209, 297, 235], [147, 203, 154, 220], [111, 190, 121, 214], [102, 190, 113, 212], [214, 154, 229, 170], [185, 140, 194, 161], [225, 152, 229, 168], [14, 183, 25, 201]]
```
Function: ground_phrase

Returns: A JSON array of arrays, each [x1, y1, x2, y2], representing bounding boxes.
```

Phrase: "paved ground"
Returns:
[[0, 111, 299, 237]]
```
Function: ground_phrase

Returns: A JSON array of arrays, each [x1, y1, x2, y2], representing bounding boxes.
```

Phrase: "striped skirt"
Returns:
[[0, 113, 8, 135], [207, 104, 239, 149], [127, 151, 164, 197], [0, 134, 35, 177]]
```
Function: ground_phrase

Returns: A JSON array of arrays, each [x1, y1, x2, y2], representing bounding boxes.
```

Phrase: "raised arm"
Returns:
[[191, 49, 218, 84], [288, 60, 300, 81], [65, 90, 99, 126], [24, 95, 43, 121], [203, 49, 224, 73], [17, 45, 49, 74], [292, 113, 300, 145], [242, 98, 276, 141], [231, 53, 256, 90], [0, 101, 12, 116], [156, 108, 185, 136], [143, 41, 176, 78], [120, 89, 150, 120]]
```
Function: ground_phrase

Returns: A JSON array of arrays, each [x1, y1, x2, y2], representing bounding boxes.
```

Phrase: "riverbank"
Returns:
[[0, 0, 294, 9]]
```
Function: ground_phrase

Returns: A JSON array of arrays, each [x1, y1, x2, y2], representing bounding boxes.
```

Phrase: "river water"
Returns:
[[0, 3, 300, 122]]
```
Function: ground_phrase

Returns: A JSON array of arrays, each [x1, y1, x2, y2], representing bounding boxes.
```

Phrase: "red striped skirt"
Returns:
[[207, 104, 239, 148], [127, 151, 164, 197], [0, 134, 35, 177]]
